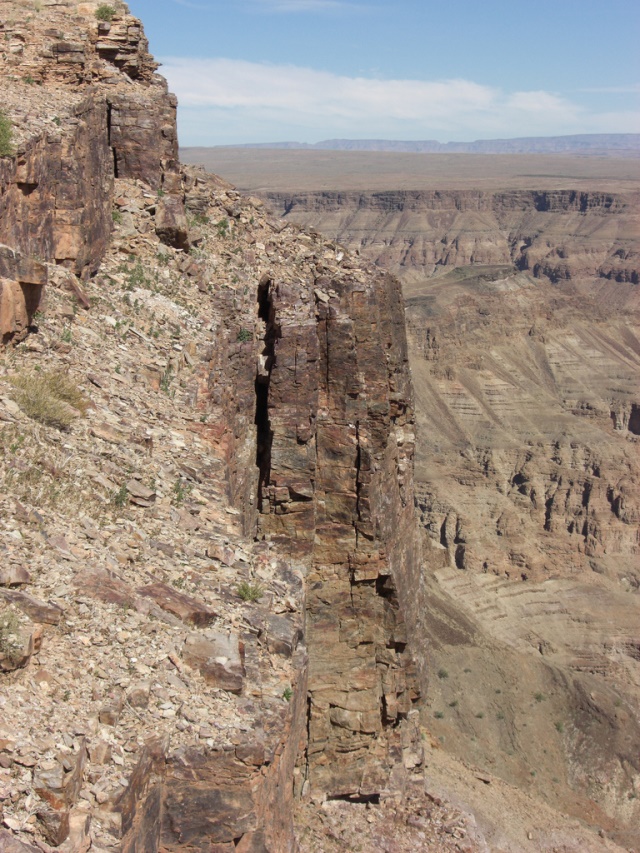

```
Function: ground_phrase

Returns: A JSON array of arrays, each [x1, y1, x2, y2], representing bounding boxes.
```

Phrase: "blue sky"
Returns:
[[127, 0, 640, 146]]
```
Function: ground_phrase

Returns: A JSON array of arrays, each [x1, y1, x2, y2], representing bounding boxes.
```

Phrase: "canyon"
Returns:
[[184, 148, 640, 849], [0, 3, 637, 853]]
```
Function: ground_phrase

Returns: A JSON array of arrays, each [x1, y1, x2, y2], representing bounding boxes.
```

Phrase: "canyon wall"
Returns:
[[267, 188, 640, 287], [0, 0, 185, 342], [267, 182, 640, 844]]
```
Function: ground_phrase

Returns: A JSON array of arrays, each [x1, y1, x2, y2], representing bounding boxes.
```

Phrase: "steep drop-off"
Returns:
[[265, 181, 640, 846], [1, 3, 637, 852]]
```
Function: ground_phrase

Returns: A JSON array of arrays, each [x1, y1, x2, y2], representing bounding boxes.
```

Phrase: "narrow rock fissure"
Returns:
[[255, 276, 278, 514], [327, 793, 380, 805], [107, 102, 118, 178]]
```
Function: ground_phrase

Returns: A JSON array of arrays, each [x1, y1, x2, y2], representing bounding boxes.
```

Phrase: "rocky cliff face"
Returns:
[[0, 0, 185, 343], [0, 3, 432, 851], [256, 263, 426, 795]]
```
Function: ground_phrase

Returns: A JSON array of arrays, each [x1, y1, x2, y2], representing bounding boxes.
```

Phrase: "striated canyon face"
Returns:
[[245, 167, 640, 846], [266, 187, 640, 287]]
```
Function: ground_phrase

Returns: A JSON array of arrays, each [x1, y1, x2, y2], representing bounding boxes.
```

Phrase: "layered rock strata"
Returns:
[[263, 172, 640, 845], [256, 263, 426, 795], [267, 188, 640, 287]]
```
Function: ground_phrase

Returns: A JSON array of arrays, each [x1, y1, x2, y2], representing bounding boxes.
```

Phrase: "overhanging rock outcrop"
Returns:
[[0, 0, 188, 341]]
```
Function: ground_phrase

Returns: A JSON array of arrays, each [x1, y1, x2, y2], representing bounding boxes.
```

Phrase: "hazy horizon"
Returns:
[[128, 0, 640, 147]]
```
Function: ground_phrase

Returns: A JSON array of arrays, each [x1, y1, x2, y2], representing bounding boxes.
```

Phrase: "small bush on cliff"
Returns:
[[9, 371, 87, 429], [0, 110, 14, 157], [0, 610, 23, 666], [237, 581, 263, 602], [95, 4, 116, 22]]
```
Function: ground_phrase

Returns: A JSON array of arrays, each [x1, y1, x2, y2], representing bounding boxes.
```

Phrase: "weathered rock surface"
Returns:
[[0, 0, 186, 342], [0, 4, 431, 847]]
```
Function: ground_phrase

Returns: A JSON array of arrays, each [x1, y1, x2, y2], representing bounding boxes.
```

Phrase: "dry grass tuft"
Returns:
[[9, 370, 88, 429], [0, 610, 23, 665]]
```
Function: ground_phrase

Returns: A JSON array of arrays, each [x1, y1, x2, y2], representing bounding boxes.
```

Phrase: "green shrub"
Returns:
[[236, 328, 252, 343], [172, 478, 192, 506], [95, 4, 116, 22], [0, 110, 13, 157], [237, 581, 263, 602], [437, 667, 449, 679], [9, 371, 87, 429], [112, 484, 128, 507]]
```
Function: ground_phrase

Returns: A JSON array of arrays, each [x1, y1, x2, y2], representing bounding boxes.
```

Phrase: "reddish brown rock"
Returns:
[[36, 808, 70, 846], [0, 589, 62, 625], [137, 582, 216, 627], [255, 267, 426, 797], [0, 566, 31, 586], [73, 567, 137, 608], [33, 741, 86, 812], [0, 830, 40, 852]]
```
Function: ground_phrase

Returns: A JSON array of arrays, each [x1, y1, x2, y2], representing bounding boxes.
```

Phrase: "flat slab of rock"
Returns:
[[126, 479, 156, 507], [182, 631, 244, 693], [90, 423, 127, 444], [0, 829, 41, 851], [137, 582, 217, 627], [0, 589, 62, 624], [0, 566, 31, 586], [74, 567, 137, 608]]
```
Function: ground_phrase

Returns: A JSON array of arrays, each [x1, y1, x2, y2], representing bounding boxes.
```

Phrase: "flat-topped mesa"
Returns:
[[0, 0, 187, 342], [256, 258, 428, 795]]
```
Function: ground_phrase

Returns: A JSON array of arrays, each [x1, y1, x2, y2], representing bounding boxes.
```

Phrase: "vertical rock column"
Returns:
[[260, 267, 426, 797]]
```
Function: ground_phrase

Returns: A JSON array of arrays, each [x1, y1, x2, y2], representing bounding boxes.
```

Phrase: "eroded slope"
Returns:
[[260, 166, 640, 846]]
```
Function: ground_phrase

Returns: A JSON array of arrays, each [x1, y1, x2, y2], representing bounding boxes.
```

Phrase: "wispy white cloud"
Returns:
[[170, 0, 210, 9], [578, 84, 640, 94], [168, 0, 366, 14], [160, 57, 640, 145], [253, 0, 361, 10]]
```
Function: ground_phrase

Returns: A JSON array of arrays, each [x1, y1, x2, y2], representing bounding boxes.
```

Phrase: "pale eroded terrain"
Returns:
[[194, 148, 640, 849]]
